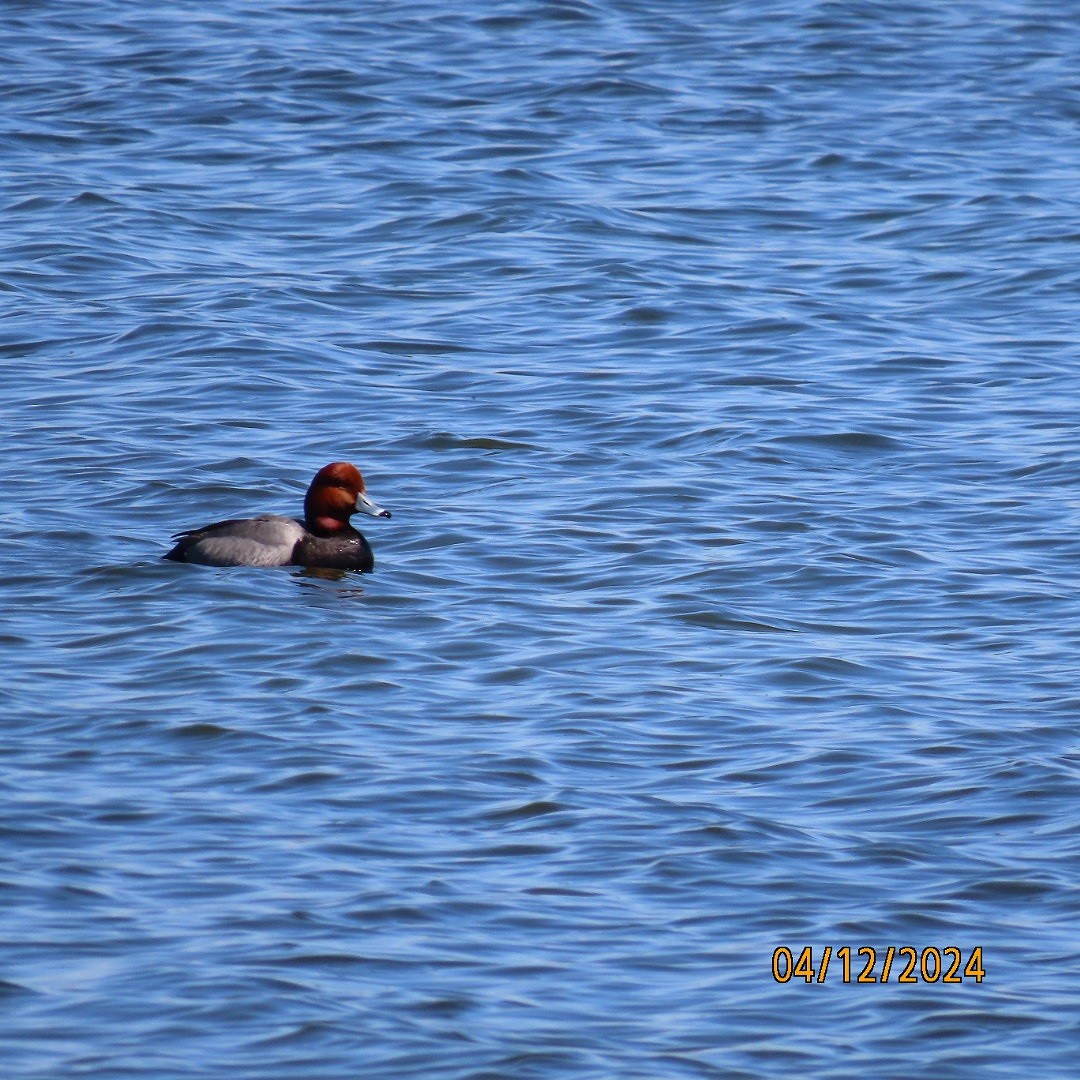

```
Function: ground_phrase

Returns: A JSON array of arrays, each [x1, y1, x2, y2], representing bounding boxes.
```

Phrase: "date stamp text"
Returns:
[[772, 946, 985, 984]]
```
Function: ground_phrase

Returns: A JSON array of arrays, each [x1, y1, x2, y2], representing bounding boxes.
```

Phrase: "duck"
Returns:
[[164, 462, 391, 571]]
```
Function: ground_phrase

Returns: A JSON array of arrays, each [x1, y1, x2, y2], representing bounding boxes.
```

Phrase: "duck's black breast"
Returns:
[[291, 528, 374, 572]]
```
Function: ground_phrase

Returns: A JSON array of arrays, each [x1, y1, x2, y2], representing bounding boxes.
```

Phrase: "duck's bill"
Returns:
[[356, 492, 391, 519]]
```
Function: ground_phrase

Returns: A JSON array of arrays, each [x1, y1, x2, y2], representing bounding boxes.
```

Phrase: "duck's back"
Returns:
[[164, 514, 305, 567]]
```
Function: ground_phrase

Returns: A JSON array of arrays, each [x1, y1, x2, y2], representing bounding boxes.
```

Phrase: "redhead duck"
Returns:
[[165, 462, 391, 571]]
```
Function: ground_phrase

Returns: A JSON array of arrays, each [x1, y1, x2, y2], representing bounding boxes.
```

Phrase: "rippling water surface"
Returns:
[[3, 2, 1078, 1076]]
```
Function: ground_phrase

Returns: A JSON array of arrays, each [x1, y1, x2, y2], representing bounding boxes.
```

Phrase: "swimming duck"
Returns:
[[164, 462, 390, 571]]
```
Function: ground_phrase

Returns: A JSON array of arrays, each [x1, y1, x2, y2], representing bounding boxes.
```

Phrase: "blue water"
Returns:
[[2, 1, 1078, 1076]]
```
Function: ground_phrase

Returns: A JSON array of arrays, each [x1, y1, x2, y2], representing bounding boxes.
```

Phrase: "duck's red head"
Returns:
[[304, 462, 391, 534]]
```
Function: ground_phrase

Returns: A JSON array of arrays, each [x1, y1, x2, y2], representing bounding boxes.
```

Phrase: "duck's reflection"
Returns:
[[292, 565, 368, 596]]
